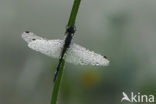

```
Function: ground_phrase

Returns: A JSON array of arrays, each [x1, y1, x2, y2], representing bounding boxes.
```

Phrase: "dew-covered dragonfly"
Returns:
[[22, 30, 109, 81]]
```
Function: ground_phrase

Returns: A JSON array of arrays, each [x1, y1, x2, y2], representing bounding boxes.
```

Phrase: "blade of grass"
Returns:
[[50, 0, 81, 104], [51, 59, 65, 104], [67, 0, 81, 27]]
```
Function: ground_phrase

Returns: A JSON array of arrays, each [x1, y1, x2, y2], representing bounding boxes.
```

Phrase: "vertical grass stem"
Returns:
[[51, 0, 81, 104]]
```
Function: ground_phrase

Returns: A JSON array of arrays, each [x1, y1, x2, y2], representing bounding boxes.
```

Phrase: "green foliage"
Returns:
[[51, 0, 81, 104], [67, 0, 81, 27], [51, 60, 65, 104]]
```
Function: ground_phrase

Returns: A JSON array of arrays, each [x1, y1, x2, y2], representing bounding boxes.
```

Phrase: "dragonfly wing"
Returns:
[[66, 43, 109, 66], [22, 31, 63, 58], [28, 39, 63, 58], [22, 32, 109, 66], [22, 31, 43, 43]]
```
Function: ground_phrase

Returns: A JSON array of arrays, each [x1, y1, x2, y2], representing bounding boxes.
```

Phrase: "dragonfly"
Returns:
[[22, 27, 109, 81]]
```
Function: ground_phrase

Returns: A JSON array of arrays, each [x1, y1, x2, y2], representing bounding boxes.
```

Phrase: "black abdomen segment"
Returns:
[[53, 26, 75, 82]]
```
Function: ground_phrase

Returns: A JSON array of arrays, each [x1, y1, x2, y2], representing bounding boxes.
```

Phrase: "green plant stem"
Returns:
[[67, 0, 81, 27], [50, 0, 81, 104], [51, 59, 65, 104]]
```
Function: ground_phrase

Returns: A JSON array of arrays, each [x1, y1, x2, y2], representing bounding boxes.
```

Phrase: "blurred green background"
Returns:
[[0, 0, 156, 104]]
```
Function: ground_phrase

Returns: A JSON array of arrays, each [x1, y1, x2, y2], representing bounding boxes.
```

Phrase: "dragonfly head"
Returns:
[[66, 26, 76, 35]]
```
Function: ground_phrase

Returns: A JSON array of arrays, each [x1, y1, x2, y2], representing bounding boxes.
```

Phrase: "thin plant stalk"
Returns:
[[51, 59, 65, 104], [50, 0, 81, 104], [67, 0, 81, 27]]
